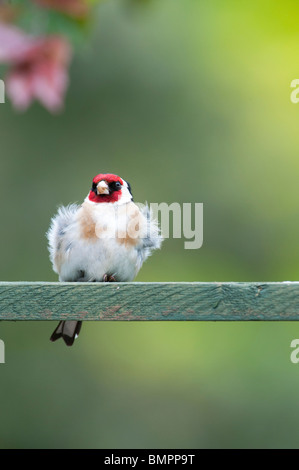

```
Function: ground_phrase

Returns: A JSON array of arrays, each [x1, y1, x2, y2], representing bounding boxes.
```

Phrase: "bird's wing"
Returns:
[[139, 204, 163, 260], [46, 204, 79, 275]]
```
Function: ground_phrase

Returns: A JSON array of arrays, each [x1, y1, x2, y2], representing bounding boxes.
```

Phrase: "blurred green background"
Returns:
[[1, 0, 299, 448]]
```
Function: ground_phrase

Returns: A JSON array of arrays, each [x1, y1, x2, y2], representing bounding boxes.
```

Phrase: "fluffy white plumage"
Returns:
[[47, 184, 162, 282]]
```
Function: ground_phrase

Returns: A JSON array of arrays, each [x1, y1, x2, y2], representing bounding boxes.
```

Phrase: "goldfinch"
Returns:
[[47, 173, 162, 346]]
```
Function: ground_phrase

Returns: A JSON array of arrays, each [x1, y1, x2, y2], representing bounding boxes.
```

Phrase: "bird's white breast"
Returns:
[[52, 200, 148, 282]]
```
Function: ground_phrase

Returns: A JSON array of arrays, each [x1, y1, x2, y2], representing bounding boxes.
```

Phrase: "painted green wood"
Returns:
[[0, 282, 298, 321]]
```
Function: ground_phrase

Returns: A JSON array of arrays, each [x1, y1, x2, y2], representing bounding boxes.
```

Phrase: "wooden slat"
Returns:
[[0, 282, 298, 321]]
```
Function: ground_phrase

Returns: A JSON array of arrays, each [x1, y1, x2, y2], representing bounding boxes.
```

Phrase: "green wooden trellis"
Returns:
[[0, 282, 298, 321]]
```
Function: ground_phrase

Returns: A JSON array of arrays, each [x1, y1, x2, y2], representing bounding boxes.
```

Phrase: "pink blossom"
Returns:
[[0, 23, 72, 112]]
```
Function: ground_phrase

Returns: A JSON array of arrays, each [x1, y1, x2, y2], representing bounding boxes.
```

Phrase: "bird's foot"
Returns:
[[103, 274, 117, 282]]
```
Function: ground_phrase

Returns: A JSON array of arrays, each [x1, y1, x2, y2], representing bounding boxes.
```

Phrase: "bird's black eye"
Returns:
[[109, 181, 122, 192]]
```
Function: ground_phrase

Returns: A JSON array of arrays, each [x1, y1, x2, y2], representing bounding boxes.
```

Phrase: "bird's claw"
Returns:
[[103, 274, 117, 282]]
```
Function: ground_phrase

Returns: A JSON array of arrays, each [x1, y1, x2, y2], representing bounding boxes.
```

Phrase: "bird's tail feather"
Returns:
[[50, 321, 82, 346]]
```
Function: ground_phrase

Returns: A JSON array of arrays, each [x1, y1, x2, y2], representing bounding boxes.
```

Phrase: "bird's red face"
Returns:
[[88, 173, 124, 203]]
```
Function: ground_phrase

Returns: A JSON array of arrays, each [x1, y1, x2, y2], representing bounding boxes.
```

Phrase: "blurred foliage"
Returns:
[[10, 0, 96, 43], [1, 0, 299, 449]]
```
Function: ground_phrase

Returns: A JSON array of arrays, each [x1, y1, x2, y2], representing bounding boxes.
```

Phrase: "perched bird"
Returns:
[[47, 173, 162, 346]]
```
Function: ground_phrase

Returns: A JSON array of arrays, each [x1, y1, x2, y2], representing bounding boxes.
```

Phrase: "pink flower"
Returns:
[[0, 23, 72, 112]]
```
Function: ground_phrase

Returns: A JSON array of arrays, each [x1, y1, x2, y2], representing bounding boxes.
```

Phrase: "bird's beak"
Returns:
[[97, 181, 109, 195]]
